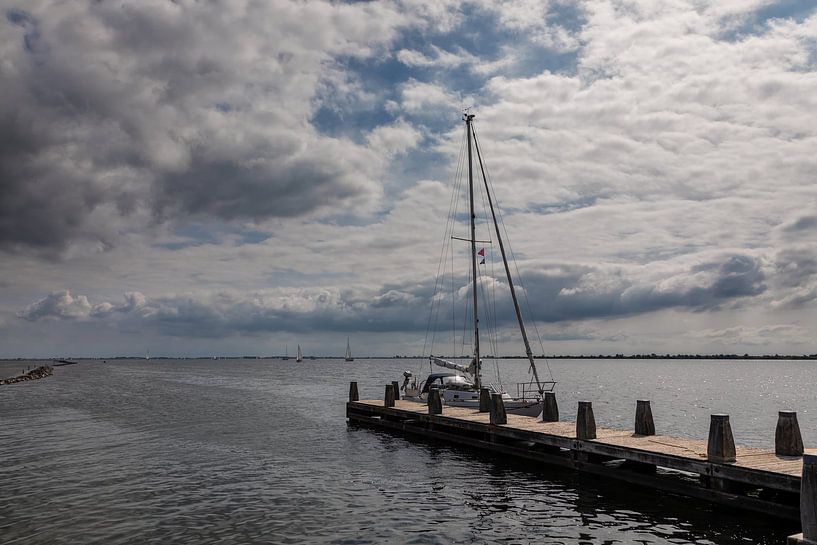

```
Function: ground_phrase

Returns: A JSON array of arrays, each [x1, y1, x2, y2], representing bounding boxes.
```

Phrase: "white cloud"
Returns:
[[19, 290, 92, 321], [366, 120, 423, 157], [389, 79, 465, 115], [396, 45, 473, 68], [3, 0, 817, 356]]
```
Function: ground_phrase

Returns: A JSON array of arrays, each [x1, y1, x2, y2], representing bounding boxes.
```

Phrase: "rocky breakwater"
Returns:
[[0, 365, 53, 385]]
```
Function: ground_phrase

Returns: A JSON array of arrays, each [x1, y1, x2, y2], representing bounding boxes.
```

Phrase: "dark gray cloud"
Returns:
[[0, 2, 399, 252], [510, 253, 766, 322], [770, 248, 817, 308], [775, 249, 817, 288], [17, 252, 768, 336], [782, 215, 817, 235]]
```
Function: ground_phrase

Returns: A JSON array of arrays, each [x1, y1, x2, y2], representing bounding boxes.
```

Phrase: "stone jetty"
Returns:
[[0, 365, 53, 385]]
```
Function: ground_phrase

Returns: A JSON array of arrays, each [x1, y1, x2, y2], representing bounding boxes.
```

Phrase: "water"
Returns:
[[0, 357, 809, 544]]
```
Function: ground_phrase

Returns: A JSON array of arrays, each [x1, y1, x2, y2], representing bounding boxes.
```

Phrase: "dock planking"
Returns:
[[347, 396, 813, 526], [351, 400, 802, 475]]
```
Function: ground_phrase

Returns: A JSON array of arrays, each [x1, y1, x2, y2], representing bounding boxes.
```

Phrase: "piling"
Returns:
[[348, 390, 807, 521], [384, 384, 395, 407], [634, 400, 655, 436], [428, 388, 443, 415], [802, 454, 817, 541], [776, 411, 804, 456], [576, 401, 596, 440], [349, 381, 359, 402], [489, 393, 507, 425], [790, 454, 817, 544], [542, 392, 559, 422], [391, 381, 400, 400], [707, 414, 736, 463], [479, 388, 491, 413]]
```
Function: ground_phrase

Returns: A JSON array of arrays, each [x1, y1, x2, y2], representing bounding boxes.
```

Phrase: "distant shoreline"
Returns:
[[1, 354, 816, 361]]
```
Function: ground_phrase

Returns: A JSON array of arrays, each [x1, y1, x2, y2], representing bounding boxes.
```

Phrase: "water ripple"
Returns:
[[0, 358, 801, 544]]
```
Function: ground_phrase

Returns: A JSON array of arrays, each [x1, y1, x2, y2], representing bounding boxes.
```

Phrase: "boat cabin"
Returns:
[[420, 372, 475, 394]]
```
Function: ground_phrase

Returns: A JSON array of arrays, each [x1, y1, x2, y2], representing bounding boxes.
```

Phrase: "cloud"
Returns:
[[18, 290, 148, 321], [389, 79, 465, 115], [480, 0, 583, 51], [366, 120, 423, 158], [690, 324, 809, 347], [514, 252, 767, 322], [18, 290, 92, 321], [396, 46, 473, 69], [3, 1, 817, 356], [17, 251, 769, 337], [0, 0, 439, 253], [781, 215, 817, 235], [770, 247, 817, 308]]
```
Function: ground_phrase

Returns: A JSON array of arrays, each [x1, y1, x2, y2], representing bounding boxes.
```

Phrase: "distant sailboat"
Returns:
[[145, 350, 150, 360], [283, 344, 289, 361], [345, 338, 354, 362], [295, 344, 303, 363]]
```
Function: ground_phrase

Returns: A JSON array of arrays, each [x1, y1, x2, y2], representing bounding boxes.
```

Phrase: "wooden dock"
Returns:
[[347, 388, 817, 539]]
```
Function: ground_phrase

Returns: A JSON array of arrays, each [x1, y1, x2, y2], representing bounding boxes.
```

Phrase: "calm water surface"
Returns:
[[1, 357, 812, 544]]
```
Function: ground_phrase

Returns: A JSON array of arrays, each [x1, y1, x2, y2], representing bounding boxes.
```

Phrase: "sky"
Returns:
[[1, 0, 817, 358]]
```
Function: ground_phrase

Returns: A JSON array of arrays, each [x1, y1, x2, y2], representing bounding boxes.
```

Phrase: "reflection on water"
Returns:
[[0, 358, 804, 544]]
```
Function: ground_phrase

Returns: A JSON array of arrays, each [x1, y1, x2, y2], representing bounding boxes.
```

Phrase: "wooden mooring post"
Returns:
[[789, 454, 817, 545], [383, 383, 395, 407], [542, 392, 559, 422], [479, 388, 491, 413], [428, 388, 443, 415], [707, 414, 736, 463], [634, 400, 655, 436], [346, 382, 808, 522], [576, 401, 596, 440], [489, 393, 507, 425], [777, 411, 804, 457]]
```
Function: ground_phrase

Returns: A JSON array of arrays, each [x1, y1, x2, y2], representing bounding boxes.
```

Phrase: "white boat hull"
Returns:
[[402, 391, 542, 417]]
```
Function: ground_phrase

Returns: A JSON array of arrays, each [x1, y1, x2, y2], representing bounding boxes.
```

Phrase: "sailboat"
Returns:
[[345, 338, 354, 362], [295, 344, 303, 363], [283, 344, 289, 361], [400, 111, 556, 416]]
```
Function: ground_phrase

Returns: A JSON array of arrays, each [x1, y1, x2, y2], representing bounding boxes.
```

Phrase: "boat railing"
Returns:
[[515, 381, 557, 400]]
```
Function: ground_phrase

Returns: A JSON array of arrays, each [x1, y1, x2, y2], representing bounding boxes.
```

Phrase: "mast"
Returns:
[[465, 112, 481, 391], [472, 129, 545, 395]]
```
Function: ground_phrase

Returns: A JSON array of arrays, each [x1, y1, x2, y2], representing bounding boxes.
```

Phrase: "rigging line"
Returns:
[[477, 261, 501, 386], [425, 154, 460, 359], [473, 126, 556, 383], [451, 150, 469, 359], [461, 262, 471, 357], [489, 243, 502, 382], [444, 135, 468, 359], [449, 128, 470, 358], [451, 214, 456, 357], [488, 240, 501, 380], [424, 125, 467, 361], [472, 126, 552, 389], [473, 135, 502, 376], [476, 253, 499, 376]]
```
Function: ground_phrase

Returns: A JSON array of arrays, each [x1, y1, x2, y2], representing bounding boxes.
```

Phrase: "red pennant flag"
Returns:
[[477, 248, 485, 257]]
